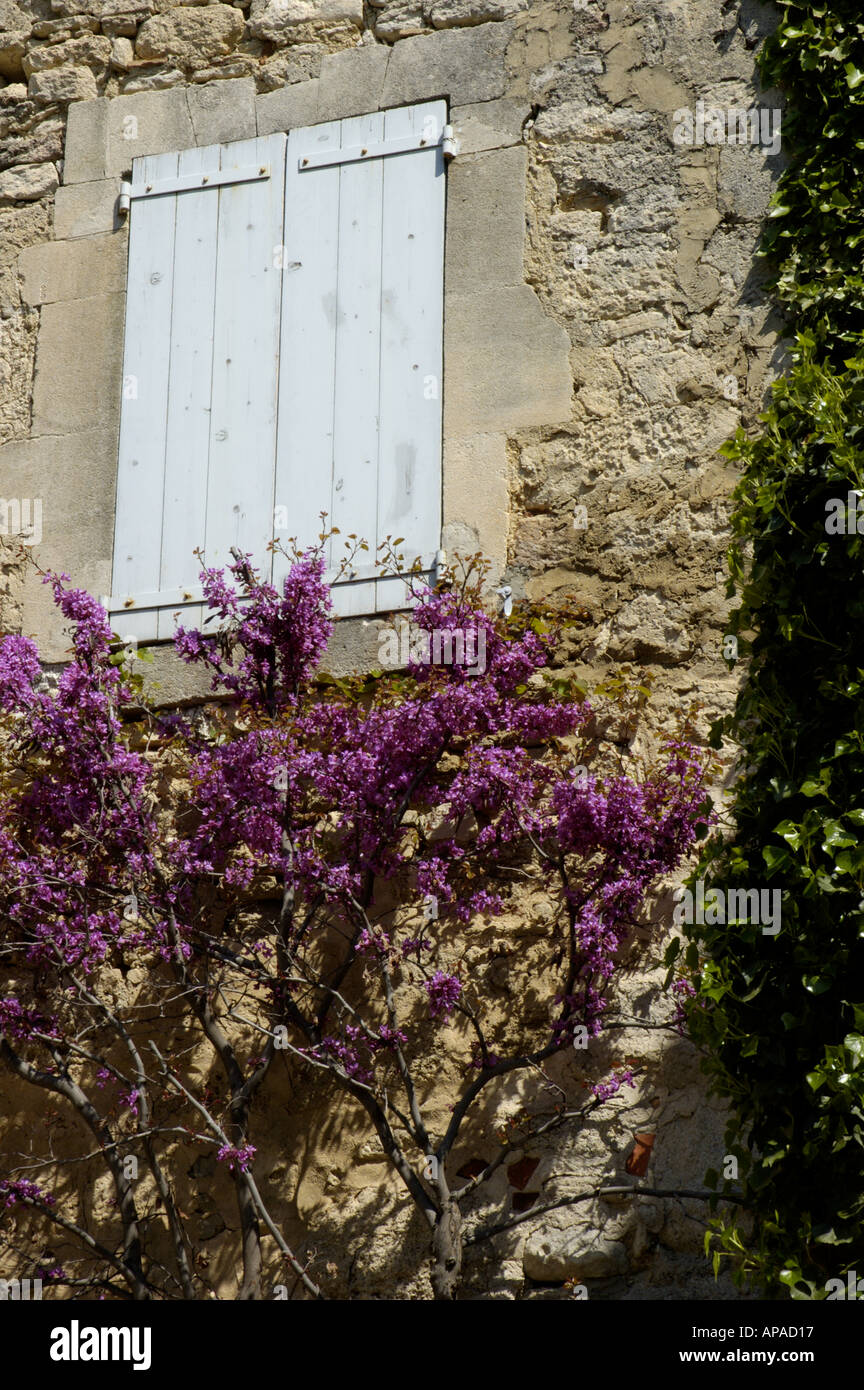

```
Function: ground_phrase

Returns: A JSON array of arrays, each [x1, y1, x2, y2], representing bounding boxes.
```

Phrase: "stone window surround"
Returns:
[[9, 27, 574, 690]]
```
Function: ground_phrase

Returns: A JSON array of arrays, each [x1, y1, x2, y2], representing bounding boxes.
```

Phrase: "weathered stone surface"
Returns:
[[444, 285, 572, 433], [316, 41, 388, 121], [0, 0, 30, 73], [429, 0, 525, 28], [0, 160, 59, 203], [187, 57, 258, 83], [256, 76, 320, 136], [31, 291, 125, 436], [523, 1229, 629, 1282], [445, 145, 526, 292], [28, 65, 99, 104], [0, 116, 64, 173], [0, 0, 29, 29], [109, 35, 134, 68], [381, 21, 512, 107], [0, 30, 28, 80], [101, 12, 148, 36], [442, 432, 508, 588], [185, 76, 255, 143], [247, 0, 362, 41], [19, 230, 126, 304], [373, 1, 426, 41], [606, 592, 694, 665], [718, 142, 784, 223], [0, 429, 118, 664], [135, 4, 244, 66], [449, 97, 529, 153], [99, 0, 156, 21], [23, 34, 111, 76], [61, 94, 109, 181], [121, 62, 185, 90], [101, 87, 195, 176], [256, 42, 322, 92], [31, 15, 100, 37], [52, 176, 119, 237]]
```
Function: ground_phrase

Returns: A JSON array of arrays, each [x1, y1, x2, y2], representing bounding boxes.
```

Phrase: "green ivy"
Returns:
[[681, 1, 864, 1297]]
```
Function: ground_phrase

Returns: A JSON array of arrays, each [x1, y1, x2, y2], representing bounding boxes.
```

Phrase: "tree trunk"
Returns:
[[430, 1199, 462, 1300]]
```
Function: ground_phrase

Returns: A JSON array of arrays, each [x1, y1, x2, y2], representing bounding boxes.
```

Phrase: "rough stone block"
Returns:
[[29, 65, 99, 105], [101, 11, 149, 37], [53, 176, 119, 237], [449, 97, 528, 153], [317, 42, 388, 122], [19, 232, 127, 306], [121, 64, 186, 93], [109, 35, 134, 70], [0, 31, 29, 80], [381, 22, 513, 107], [0, 116, 64, 170], [373, 1, 425, 41], [523, 1227, 629, 1282], [429, 0, 526, 28], [23, 33, 111, 75], [0, 160, 59, 203], [256, 79, 320, 137], [444, 286, 572, 432], [31, 292, 125, 437], [445, 145, 526, 291], [135, 5, 245, 66], [248, 0, 363, 41], [186, 77, 256, 145]]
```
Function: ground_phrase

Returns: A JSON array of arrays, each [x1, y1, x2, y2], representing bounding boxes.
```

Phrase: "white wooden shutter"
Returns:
[[108, 103, 446, 642], [273, 100, 446, 617], [108, 134, 287, 642]]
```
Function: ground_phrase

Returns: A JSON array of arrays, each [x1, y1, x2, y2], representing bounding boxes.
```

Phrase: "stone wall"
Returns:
[[0, 0, 784, 1298]]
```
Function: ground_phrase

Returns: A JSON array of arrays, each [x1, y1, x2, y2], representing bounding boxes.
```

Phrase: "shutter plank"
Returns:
[[275, 105, 446, 623], [111, 150, 179, 643], [156, 143, 221, 640], [272, 121, 341, 601], [376, 100, 446, 614], [328, 111, 385, 619], [205, 134, 286, 583]]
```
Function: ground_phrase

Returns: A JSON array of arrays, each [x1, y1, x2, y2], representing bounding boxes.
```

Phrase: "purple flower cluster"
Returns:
[[0, 1178, 55, 1208], [175, 553, 332, 707], [423, 971, 462, 1019], [216, 1144, 257, 1174], [590, 1067, 636, 1102]]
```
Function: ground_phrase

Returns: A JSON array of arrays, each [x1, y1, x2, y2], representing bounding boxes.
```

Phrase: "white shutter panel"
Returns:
[[108, 134, 287, 643], [273, 100, 446, 617]]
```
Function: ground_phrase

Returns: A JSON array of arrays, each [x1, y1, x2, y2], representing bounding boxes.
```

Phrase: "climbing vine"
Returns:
[[677, 1, 864, 1296]]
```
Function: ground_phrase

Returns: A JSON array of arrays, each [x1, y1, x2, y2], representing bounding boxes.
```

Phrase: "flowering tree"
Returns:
[[0, 551, 711, 1300]]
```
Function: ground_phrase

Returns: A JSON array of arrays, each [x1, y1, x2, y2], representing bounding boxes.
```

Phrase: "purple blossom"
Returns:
[[0, 1178, 55, 1209], [216, 1144, 257, 1174], [424, 971, 462, 1019], [590, 1068, 636, 1102]]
